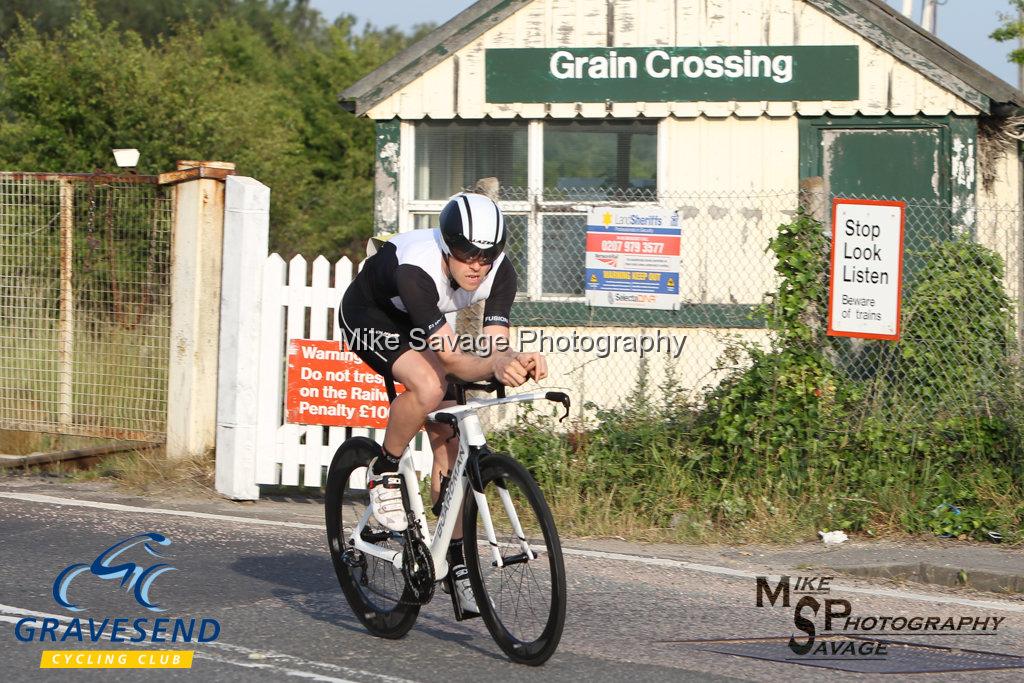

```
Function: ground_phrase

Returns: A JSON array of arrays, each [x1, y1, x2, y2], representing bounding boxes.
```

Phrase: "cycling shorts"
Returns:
[[338, 279, 420, 379]]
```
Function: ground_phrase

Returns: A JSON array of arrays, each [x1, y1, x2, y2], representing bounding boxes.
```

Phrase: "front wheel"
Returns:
[[463, 453, 567, 665], [325, 437, 419, 638]]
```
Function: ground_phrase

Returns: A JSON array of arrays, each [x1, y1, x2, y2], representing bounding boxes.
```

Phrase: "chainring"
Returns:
[[401, 536, 435, 605]]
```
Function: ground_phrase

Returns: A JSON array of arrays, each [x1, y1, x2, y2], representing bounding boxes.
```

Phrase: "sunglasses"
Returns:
[[449, 246, 499, 266]]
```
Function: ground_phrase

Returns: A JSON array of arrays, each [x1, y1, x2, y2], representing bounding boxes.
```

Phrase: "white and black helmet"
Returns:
[[439, 192, 506, 264]]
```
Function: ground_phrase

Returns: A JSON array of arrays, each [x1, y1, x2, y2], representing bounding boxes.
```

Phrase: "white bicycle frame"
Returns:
[[350, 390, 558, 579]]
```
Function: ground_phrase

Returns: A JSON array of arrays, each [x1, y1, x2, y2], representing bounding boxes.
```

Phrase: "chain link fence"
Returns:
[[0, 172, 172, 442], [470, 186, 1024, 440]]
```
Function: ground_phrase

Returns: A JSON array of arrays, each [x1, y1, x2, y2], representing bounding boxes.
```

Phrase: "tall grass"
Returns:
[[491, 379, 1024, 544], [0, 317, 168, 438]]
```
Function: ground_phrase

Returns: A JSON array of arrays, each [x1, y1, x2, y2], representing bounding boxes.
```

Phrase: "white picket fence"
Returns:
[[254, 253, 434, 489]]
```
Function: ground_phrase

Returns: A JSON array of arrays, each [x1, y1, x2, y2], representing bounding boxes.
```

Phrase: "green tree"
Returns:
[[990, 1, 1024, 66], [0, 0, 231, 48], [0, 1, 424, 258]]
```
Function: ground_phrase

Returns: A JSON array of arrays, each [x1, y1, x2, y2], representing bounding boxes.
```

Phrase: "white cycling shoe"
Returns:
[[366, 459, 408, 532], [447, 564, 479, 615]]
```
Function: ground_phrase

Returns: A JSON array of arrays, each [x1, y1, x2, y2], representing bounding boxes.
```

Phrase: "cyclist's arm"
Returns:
[[480, 324, 547, 382], [480, 259, 546, 383], [427, 322, 522, 383]]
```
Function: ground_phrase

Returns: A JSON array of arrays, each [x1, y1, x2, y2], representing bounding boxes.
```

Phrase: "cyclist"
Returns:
[[338, 191, 547, 615]]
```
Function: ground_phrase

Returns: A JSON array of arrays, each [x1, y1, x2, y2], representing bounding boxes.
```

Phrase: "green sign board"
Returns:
[[485, 46, 859, 103]]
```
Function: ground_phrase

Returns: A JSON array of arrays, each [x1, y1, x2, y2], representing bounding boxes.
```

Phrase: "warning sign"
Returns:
[[285, 339, 403, 428], [584, 206, 681, 310], [827, 198, 905, 340]]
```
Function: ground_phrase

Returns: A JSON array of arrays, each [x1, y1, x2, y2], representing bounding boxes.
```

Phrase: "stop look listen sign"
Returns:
[[827, 198, 905, 340]]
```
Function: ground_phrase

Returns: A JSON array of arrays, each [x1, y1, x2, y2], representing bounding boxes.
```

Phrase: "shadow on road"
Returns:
[[231, 551, 337, 593], [230, 552, 507, 661]]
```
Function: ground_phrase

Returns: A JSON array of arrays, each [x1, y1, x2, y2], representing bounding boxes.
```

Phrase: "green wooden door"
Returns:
[[823, 127, 949, 252]]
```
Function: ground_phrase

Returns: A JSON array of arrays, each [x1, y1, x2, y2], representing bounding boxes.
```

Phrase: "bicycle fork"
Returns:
[[456, 413, 538, 569]]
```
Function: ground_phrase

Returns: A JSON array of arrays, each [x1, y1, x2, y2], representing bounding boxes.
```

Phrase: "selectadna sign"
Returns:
[[485, 46, 859, 103], [12, 533, 221, 670]]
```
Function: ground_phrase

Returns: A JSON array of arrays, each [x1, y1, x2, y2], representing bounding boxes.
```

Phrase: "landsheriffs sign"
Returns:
[[585, 207, 681, 311], [485, 46, 858, 103], [827, 198, 905, 340]]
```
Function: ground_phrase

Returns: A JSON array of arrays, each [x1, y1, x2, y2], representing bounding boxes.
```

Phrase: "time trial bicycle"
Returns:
[[325, 376, 569, 665]]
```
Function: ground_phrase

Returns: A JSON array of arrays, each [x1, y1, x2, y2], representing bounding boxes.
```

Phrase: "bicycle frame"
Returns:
[[349, 389, 567, 579]]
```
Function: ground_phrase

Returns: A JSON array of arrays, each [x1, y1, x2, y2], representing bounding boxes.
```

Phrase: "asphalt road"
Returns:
[[2, 483, 1024, 682]]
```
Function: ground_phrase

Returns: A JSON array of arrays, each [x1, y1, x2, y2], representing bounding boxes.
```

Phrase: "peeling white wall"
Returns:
[[367, 0, 980, 120]]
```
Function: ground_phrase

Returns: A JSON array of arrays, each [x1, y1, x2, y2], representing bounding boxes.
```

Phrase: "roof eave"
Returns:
[[342, 0, 1024, 119], [815, 0, 1023, 112]]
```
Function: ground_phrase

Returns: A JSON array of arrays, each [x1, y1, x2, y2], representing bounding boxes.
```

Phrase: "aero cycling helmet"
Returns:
[[439, 192, 506, 265]]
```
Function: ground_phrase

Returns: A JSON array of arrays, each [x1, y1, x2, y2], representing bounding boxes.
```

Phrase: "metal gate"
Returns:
[[0, 172, 172, 441]]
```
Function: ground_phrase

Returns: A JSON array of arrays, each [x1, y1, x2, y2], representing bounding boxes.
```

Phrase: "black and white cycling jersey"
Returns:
[[338, 228, 517, 378], [357, 228, 517, 335]]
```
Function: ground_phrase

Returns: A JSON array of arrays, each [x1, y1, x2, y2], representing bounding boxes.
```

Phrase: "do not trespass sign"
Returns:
[[827, 199, 905, 340], [285, 339, 403, 429]]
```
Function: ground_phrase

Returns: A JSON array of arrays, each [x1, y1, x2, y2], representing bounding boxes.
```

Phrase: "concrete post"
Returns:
[[165, 160, 235, 461], [215, 176, 269, 500]]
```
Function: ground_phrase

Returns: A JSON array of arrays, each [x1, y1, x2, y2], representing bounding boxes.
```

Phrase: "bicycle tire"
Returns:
[[325, 437, 419, 638], [463, 453, 567, 665]]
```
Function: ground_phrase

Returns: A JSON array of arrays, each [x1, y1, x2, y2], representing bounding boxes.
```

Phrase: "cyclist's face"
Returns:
[[446, 254, 491, 291]]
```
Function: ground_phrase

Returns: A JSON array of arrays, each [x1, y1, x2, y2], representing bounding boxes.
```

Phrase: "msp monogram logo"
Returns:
[[755, 575, 1005, 660], [53, 533, 176, 612]]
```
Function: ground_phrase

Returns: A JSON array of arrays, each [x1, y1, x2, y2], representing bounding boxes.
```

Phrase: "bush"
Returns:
[[492, 213, 1024, 544]]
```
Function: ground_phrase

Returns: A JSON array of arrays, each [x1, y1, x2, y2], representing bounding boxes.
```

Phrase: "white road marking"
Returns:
[[0, 492, 323, 529], [3, 490, 1024, 614], [0, 605, 417, 683]]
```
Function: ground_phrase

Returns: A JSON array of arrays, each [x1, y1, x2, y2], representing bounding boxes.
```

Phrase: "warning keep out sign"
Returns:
[[285, 339, 402, 429], [827, 198, 905, 340]]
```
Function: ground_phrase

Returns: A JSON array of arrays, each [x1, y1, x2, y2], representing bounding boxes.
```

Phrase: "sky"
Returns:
[[310, 0, 1022, 87]]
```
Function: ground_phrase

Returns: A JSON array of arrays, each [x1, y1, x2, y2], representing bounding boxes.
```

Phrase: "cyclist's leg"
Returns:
[[339, 291, 432, 530], [386, 348, 447, 461]]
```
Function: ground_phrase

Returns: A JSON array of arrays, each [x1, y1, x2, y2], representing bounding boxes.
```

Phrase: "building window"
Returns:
[[543, 120, 657, 201], [405, 118, 661, 304], [414, 120, 528, 200]]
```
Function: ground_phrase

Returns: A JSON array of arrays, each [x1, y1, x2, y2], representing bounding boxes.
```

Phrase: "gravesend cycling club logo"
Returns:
[[53, 532, 176, 612], [13, 532, 221, 670]]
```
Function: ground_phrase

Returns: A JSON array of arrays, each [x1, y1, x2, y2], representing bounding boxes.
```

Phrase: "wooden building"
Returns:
[[340, 0, 1024, 405]]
